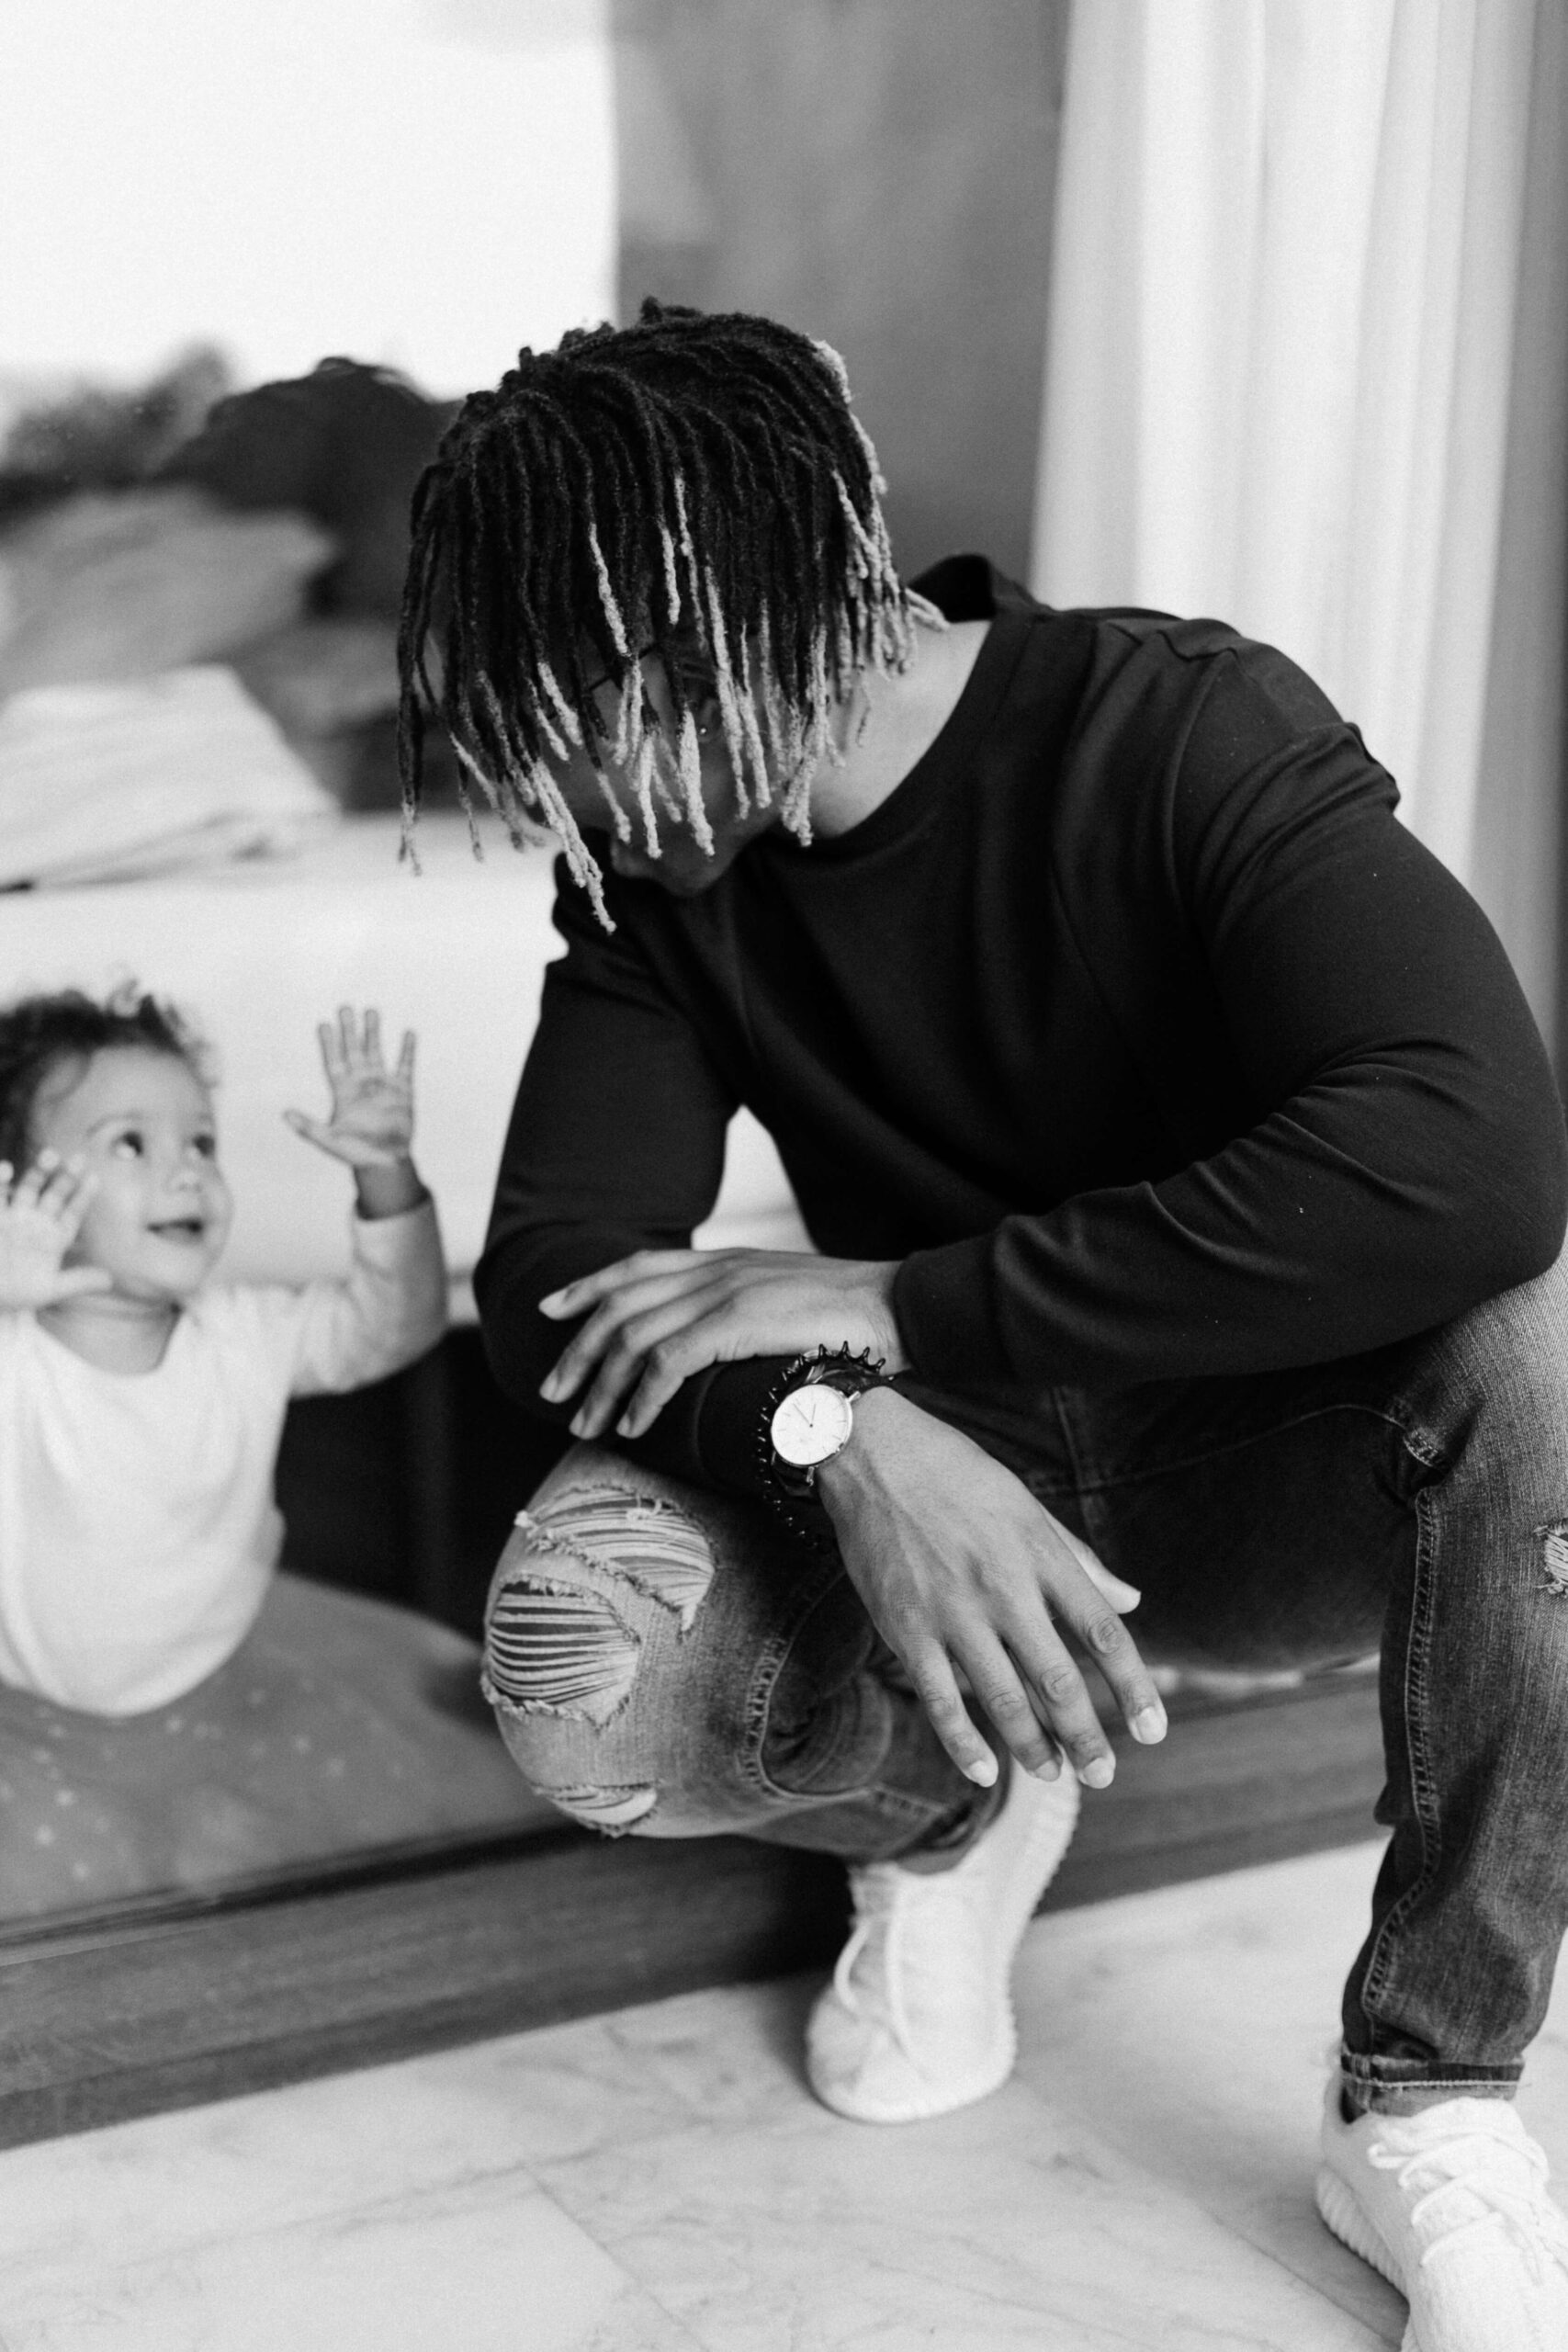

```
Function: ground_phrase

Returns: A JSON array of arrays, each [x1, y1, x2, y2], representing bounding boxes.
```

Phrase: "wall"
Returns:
[[614, 0, 1070, 582], [0, 0, 615, 404]]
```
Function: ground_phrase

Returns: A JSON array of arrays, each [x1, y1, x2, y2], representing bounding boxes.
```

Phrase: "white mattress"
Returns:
[[0, 813, 807, 1309]]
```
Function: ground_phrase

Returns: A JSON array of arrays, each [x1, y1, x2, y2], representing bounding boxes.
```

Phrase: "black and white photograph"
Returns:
[[2, 3, 1566, 2345]]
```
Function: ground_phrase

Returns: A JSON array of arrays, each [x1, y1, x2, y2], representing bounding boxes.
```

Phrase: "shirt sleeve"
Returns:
[[280, 1195, 447, 1397], [894, 650, 1568, 1388], [475, 865, 794, 1491]]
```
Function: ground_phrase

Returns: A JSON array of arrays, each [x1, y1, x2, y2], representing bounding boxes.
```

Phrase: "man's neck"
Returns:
[[808, 616, 990, 840]]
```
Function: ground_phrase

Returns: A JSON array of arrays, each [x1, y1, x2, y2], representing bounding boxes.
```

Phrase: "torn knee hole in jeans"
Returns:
[[484, 1572, 642, 1727], [536, 1781, 659, 1836], [521, 1485, 715, 1633], [483, 1488, 716, 1728], [1533, 1521, 1568, 1597]]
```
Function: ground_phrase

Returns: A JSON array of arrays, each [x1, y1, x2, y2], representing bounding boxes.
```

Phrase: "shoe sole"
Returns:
[[811, 2038, 1019, 2125], [808, 1771, 1080, 2126], [1315, 2168, 1418, 2351]]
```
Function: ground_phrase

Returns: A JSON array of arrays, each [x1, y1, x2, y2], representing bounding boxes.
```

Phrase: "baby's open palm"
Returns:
[[0, 1155, 112, 1308], [285, 1007, 416, 1169]]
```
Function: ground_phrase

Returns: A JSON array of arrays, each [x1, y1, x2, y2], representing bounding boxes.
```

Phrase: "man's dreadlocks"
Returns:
[[396, 300, 920, 922]]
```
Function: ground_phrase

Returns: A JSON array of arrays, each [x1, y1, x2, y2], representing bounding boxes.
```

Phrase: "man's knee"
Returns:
[[1425, 1245, 1568, 1448], [484, 1476, 716, 1724], [481, 1466, 718, 1836]]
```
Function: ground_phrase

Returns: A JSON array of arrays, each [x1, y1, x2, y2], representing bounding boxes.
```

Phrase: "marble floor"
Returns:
[[5, 1838, 1568, 2349]]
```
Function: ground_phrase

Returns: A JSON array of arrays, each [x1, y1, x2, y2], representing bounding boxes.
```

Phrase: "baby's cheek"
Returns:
[[62, 1204, 114, 1270]]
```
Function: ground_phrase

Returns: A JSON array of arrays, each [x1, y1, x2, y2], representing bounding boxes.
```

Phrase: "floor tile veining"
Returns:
[[7, 1839, 1563, 2346]]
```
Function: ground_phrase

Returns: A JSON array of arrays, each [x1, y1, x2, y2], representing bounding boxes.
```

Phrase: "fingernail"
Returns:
[[964, 1752, 998, 1788], [1132, 1704, 1168, 1745], [538, 1292, 565, 1314], [1032, 1754, 1062, 1781], [538, 1377, 559, 1401], [1080, 1757, 1115, 1790]]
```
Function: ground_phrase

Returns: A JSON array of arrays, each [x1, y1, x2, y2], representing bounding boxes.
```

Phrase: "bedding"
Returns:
[[0, 1570, 557, 1924], [0, 811, 807, 1307]]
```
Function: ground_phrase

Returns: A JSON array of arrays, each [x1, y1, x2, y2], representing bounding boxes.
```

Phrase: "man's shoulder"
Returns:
[[916, 556, 1337, 728]]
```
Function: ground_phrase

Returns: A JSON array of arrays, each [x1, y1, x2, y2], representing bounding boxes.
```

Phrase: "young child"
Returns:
[[0, 989, 446, 1714]]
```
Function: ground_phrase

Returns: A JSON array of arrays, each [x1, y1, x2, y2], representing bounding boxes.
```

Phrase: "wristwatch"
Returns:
[[760, 1348, 891, 1542]]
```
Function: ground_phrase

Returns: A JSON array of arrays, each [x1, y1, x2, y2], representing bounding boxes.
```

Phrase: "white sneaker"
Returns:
[[1316, 2077, 1568, 2350], [805, 1761, 1080, 2124]]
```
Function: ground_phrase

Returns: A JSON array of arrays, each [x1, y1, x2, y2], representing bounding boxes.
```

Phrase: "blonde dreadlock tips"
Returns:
[[396, 300, 914, 922]]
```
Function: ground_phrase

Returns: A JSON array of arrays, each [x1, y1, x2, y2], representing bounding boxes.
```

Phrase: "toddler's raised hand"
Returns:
[[0, 1153, 112, 1308], [284, 1007, 416, 1170]]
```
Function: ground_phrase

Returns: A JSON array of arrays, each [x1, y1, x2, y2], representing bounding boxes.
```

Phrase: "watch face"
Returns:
[[771, 1381, 855, 1468]]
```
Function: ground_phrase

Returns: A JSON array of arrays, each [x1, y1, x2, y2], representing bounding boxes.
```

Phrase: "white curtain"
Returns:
[[1032, 0, 1567, 1051]]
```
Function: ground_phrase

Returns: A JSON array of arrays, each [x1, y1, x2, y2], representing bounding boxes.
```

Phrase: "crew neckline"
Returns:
[[29, 1303, 186, 1380], [759, 577, 1037, 870]]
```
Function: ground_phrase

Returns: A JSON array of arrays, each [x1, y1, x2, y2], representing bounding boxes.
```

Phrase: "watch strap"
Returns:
[[756, 1344, 892, 1550]]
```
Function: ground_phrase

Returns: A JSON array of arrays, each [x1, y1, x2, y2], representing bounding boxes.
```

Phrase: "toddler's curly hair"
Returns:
[[0, 988, 208, 1170]]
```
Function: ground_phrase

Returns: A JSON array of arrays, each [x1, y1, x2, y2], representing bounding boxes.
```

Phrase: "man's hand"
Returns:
[[0, 1152, 113, 1309], [538, 1249, 908, 1440], [817, 1386, 1168, 1790]]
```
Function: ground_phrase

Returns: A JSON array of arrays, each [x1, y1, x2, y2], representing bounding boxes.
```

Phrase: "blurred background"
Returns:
[[0, 0, 1565, 1634]]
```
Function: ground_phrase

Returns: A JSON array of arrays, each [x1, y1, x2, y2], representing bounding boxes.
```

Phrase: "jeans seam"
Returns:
[[735, 1566, 953, 1833], [1359, 1479, 1444, 2032], [1341, 2054, 1521, 2086], [1061, 1399, 1412, 1493], [737, 1556, 850, 1799]]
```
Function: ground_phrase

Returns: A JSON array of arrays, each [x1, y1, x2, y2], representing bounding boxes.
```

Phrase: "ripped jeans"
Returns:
[[483, 1246, 1568, 2111]]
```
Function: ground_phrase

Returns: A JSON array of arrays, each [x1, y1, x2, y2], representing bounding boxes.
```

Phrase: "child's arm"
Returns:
[[280, 1007, 446, 1394], [0, 1154, 112, 1310]]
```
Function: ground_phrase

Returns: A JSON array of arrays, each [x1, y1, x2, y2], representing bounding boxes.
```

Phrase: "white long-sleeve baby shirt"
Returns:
[[0, 1200, 445, 1715]]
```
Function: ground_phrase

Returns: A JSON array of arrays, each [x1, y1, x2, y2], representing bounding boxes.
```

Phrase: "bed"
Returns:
[[0, 811, 807, 1920], [0, 808, 808, 1304]]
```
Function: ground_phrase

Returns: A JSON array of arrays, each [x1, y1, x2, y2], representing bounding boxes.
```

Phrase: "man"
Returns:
[[398, 301, 1568, 2348]]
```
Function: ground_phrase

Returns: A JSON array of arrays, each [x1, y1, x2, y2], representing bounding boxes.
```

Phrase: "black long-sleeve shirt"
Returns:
[[477, 558, 1568, 1497]]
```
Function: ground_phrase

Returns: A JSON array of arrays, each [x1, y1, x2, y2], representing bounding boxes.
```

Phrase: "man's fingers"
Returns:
[[996, 1613, 1115, 1786], [563, 1295, 734, 1436], [1078, 1606, 1168, 1747], [538, 1250, 709, 1320], [1054, 1521, 1141, 1613], [958, 1633, 1069, 1781], [396, 1029, 416, 1084], [613, 1323, 727, 1437], [908, 1648, 1000, 1788], [1045, 1561, 1168, 1750], [539, 1265, 731, 1400], [361, 1007, 384, 1069]]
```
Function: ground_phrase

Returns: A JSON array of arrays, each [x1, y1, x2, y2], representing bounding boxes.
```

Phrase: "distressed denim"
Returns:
[[483, 1247, 1568, 2112], [482, 1461, 976, 1856]]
